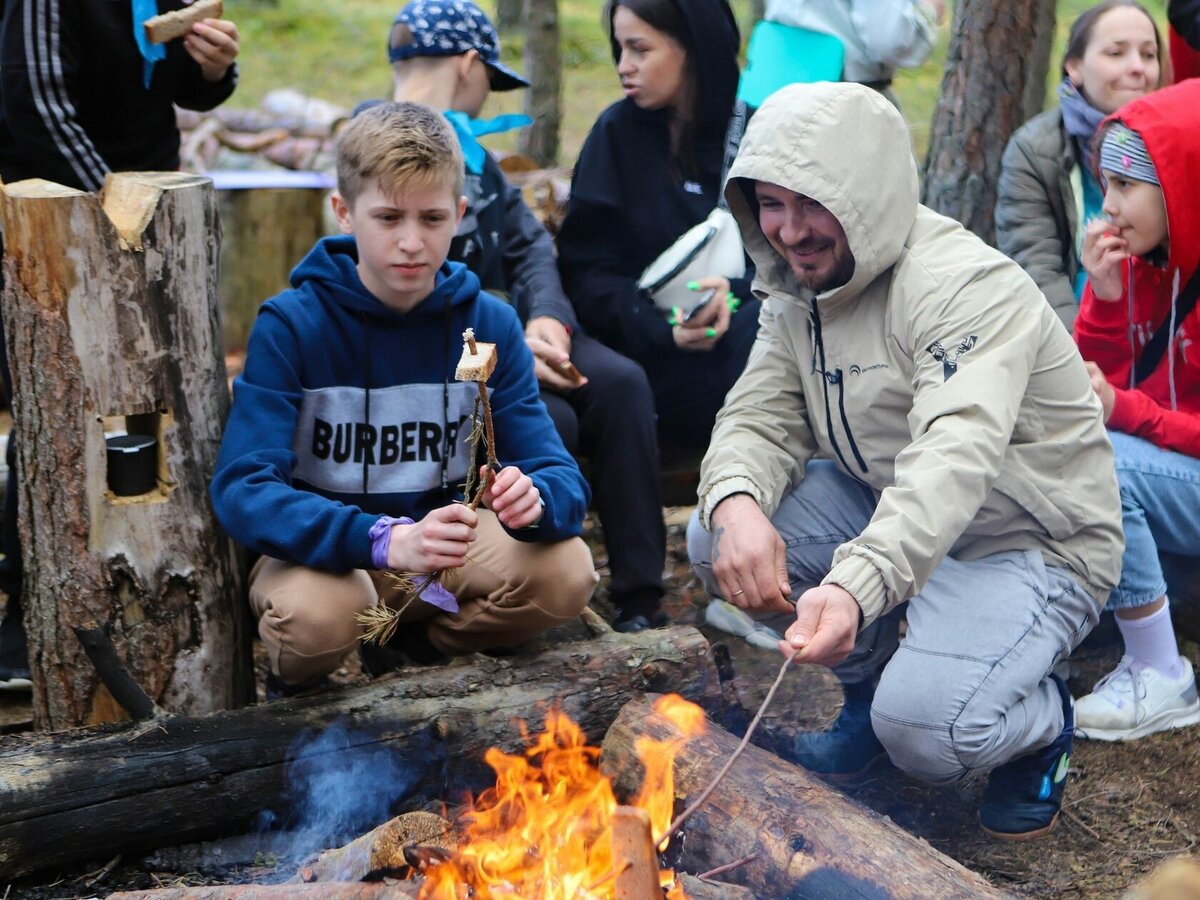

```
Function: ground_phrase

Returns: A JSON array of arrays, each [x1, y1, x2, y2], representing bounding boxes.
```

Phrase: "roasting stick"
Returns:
[[660, 655, 793, 841]]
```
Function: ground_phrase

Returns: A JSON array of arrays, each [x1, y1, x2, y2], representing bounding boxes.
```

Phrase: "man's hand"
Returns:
[[483, 465, 544, 529], [1084, 360, 1116, 422], [781, 584, 861, 668], [185, 18, 240, 82], [386, 504, 477, 572], [525, 317, 585, 392], [1081, 218, 1129, 301], [709, 494, 792, 613], [672, 276, 732, 352]]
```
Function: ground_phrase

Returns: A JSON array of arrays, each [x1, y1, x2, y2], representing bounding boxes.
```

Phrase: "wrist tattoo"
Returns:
[[712, 526, 724, 563]]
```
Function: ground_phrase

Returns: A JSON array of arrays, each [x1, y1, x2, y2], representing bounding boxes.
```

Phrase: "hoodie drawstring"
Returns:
[[361, 313, 371, 496], [1168, 267, 1180, 411]]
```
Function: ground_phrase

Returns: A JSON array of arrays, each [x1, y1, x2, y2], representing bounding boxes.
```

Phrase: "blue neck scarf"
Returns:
[[132, 0, 167, 90], [442, 110, 533, 175], [1057, 78, 1108, 176]]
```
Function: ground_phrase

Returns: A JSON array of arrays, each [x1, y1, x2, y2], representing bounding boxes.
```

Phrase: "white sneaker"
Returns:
[[703, 600, 783, 651], [1075, 656, 1200, 741]]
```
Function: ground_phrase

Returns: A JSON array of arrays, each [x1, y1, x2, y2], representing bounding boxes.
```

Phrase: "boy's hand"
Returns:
[[482, 465, 544, 529], [186, 18, 239, 82], [672, 277, 732, 353], [1081, 218, 1128, 301], [710, 494, 792, 613], [1084, 361, 1116, 422], [781, 584, 861, 668], [386, 504, 478, 572], [525, 317, 586, 392]]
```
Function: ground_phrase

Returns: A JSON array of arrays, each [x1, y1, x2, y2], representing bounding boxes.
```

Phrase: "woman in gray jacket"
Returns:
[[995, 0, 1162, 332]]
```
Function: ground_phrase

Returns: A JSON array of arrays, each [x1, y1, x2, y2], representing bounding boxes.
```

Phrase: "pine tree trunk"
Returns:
[[495, 0, 522, 33], [0, 172, 252, 731], [920, 0, 1056, 244], [518, 0, 561, 167]]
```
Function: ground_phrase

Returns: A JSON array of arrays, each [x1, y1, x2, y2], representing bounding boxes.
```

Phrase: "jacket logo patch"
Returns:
[[848, 363, 889, 376], [926, 335, 977, 380]]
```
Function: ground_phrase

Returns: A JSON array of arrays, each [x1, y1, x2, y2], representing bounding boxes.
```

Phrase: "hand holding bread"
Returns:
[[144, 0, 239, 83]]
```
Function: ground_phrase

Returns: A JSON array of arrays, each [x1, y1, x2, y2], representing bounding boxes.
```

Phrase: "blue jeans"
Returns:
[[1107, 431, 1200, 610], [688, 461, 1096, 784]]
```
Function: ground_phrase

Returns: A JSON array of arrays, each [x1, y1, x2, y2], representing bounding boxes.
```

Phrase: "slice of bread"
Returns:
[[455, 342, 498, 383], [144, 0, 223, 44]]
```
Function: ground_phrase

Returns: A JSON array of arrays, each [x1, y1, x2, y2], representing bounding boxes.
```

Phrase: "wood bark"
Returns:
[[110, 886, 421, 900], [601, 698, 1012, 899], [920, 0, 1056, 244], [518, 0, 561, 167], [0, 627, 716, 880], [495, 0, 522, 33], [0, 173, 251, 731], [217, 188, 329, 352]]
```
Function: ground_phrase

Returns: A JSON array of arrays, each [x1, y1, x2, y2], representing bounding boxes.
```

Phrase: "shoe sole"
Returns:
[[807, 750, 890, 785], [1076, 704, 1200, 742], [980, 811, 1060, 842], [0, 676, 31, 692]]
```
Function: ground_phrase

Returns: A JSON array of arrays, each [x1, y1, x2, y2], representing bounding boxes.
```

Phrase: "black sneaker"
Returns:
[[359, 622, 446, 676], [778, 680, 887, 781], [264, 672, 332, 702], [0, 663, 31, 692], [0, 609, 30, 692], [979, 673, 1074, 841], [614, 609, 670, 633]]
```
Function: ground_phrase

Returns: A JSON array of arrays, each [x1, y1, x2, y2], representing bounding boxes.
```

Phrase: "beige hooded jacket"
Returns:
[[698, 83, 1123, 628]]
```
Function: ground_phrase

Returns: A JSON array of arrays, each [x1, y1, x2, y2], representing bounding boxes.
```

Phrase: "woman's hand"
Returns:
[[185, 18, 240, 82], [671, 276, 733, 352], [1084, 361, 1116, 422], [483, 465, 544, 529], [1081, 218, 1129, 301], [387, 504, 478, 572]]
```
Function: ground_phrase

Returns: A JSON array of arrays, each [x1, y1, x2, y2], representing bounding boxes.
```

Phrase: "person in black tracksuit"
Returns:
[[378, 0, 668, 631], [0, 0, 240, 687]]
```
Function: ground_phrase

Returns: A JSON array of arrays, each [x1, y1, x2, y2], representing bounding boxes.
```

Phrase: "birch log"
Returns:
[[0, 172, 251, 730]]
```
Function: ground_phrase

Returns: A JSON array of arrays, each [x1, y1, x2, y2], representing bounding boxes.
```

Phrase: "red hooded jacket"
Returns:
[[1075, 79, 1200, 458]]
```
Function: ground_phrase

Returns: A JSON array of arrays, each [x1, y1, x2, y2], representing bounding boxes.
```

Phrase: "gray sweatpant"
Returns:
[[688, 461, 1099, 785]]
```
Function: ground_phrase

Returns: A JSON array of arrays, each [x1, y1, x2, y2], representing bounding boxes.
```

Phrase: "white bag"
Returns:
[[637, 207, 746, 316]]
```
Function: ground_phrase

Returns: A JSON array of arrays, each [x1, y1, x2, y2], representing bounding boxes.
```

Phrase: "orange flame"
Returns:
[[419, 695, 706, 899]]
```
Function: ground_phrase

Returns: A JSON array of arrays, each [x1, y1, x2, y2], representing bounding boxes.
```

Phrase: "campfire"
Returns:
[[419, 694, 705, 898]]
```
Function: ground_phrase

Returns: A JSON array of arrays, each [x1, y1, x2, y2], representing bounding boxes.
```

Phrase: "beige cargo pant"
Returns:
[[250, 510, 598, 684]]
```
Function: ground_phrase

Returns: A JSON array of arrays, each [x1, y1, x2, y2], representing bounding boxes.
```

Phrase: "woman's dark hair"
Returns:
[[604, 0, 703, 176], [1062, 0, 1165, 82]]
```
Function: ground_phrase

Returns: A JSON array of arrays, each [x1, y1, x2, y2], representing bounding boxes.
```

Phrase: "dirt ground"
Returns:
[[3, 511, 1199, 898]]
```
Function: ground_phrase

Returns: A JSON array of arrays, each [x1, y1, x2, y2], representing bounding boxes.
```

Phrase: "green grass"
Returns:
[[225, 0, 1169, 164]]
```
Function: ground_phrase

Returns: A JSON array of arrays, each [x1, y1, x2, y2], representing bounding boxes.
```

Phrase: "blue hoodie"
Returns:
[[211, 235, 589, 573]]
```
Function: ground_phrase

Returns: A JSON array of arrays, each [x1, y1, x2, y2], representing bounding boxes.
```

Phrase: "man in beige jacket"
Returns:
[[687, 82, 1123, 840]]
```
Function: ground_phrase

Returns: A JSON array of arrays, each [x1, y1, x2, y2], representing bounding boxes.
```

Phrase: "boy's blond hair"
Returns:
[[336, 101, 464, 205]]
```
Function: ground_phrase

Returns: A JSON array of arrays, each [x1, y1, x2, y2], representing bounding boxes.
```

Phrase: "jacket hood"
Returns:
[[1101, 79, 1200, 287], [608, 0, 741, 139], [725, 82, 918, 306], [289, 234, 480, 320]]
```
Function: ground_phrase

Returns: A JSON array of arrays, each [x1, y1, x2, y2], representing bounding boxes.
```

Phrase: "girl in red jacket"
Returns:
[[1075, 78, 1200, 740]]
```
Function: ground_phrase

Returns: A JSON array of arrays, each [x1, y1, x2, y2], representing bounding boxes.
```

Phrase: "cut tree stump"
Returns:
[[601, 698, 1012, 900], [217, 186, 329, 353], [0, 626, 716, 881], [0, 173, 251, 731]]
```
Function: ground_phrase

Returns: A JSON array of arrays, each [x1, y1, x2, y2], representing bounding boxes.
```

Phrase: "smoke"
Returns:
[[259, 719, 419, 866]]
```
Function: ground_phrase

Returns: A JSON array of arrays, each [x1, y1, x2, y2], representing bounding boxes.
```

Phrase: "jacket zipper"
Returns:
[[810, 305, 870, 484]]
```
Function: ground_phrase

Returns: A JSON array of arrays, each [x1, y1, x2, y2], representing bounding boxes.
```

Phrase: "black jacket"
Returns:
[[0, 0, 237, 191], [451, 151, 578, 331], [555, 0, 754, 364], [1170, 0, 1200, 49]]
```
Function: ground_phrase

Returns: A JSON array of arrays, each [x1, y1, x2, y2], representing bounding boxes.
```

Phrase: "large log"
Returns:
[[0, 627, 716, 881], [601, 698, 1011, 900], [0, 173, 251, 730]]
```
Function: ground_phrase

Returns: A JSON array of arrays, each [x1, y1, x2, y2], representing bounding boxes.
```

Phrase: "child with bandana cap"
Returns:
[[1074, 77, 1200, 741]]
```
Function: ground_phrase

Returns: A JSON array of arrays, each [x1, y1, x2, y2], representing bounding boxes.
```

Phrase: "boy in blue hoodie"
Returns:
[[211, 102, 597, 696]]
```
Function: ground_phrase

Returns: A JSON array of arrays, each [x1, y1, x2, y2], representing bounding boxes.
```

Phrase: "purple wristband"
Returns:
[[369, 516, 413, 570]]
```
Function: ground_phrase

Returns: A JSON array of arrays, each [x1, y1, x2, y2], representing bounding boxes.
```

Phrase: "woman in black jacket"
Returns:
[[556, 0, 759, 451]]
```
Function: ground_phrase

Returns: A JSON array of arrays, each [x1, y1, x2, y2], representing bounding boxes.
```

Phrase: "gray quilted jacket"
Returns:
[[995, 110, 1081, 333]]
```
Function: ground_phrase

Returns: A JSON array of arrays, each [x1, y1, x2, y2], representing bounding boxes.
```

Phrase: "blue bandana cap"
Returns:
[[1098, 123, 1160, 187], [388, 0, 529, 91]]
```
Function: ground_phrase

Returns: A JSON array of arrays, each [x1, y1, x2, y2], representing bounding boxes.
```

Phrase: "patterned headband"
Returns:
[[1098, 123, 1160, 186]]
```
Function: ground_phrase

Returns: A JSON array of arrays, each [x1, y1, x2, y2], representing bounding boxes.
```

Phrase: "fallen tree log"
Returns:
[[601, 698, 1012, 900], [0, 627, 716, 881], [110, 886, 420, 900]]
